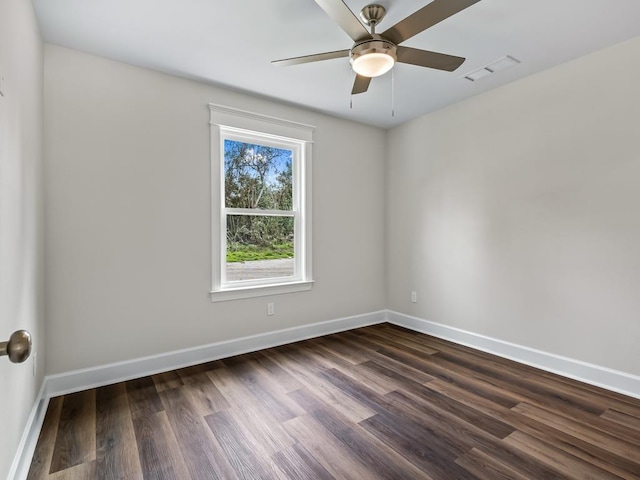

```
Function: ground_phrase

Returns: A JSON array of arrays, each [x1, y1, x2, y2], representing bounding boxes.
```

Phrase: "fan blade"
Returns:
[[397, 46, 465, 72], [382, 0, 481, 45], [352, 74, 371, 95], [272, 49, 350, 67], [314, 0, 370, 41]]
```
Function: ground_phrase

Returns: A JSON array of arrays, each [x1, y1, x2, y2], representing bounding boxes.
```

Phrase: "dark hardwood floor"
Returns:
[[27, 324, 640, 479]]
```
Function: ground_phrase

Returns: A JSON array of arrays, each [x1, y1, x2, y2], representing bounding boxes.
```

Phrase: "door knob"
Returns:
[[0, 330, 32, 363]]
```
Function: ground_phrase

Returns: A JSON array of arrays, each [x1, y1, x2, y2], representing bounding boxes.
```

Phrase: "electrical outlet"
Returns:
[[411, 291, 417, 303], [267, 302, 275, 316]]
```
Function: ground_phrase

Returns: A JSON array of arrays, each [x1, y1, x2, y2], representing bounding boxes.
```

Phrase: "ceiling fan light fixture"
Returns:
[[350, 40, 397, 77], [352, 53, 395, 77]]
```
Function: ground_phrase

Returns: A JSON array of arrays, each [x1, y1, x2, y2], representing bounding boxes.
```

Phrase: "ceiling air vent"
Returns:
[[463, 55, 521, 82]]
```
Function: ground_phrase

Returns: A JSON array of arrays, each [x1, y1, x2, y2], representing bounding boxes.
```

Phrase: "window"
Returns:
[[209, 104, 313, 301]]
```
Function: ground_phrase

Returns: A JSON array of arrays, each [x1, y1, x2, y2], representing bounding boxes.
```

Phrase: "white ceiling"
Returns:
[[32, 0, 640, 128]]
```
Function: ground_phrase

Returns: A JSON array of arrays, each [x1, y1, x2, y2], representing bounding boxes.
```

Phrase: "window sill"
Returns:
[[210, 280, 314, 302]]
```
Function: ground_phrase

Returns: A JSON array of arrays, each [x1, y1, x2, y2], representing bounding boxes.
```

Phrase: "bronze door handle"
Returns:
[[0, 330, 32, 363]]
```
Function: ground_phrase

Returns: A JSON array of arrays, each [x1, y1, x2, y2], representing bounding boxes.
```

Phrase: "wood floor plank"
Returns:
[[425, 377, 521, 415], [349, 349, 436, 387], [533, 401, 640, 444], [343, 331, 442, 383], [455, 447, 531, 480], [49, 390, 96, 474], [298, 340, 361, 374], [217, 353, 304, 423], [28, 324, 640, 480], [253, 350, 304, 393], [290, 340, 395, 396], [601, 408, 640, 432], [355, 327, 440, 357], [429, 379, 640, 479], [206, 367, 297, 456], [205, 410, 281, 480], [125, 376, 163, 418], [27, 396, 64, 480], [412, 329, 640, 412], [272, 443, 336, 480], [266, 347, 377, 423], [512, 402, 640, 463], [376, 344, 511, 394], [504, 430, 622, 480], [289, 387, 433, 480], [312, 335, 423, 395], [314, 336, 372, 364], [424, 347, 606, 417], [282, 414, 389, 480], [360, 411, 480, 480], [380, 389, 580, 480], [132, 411, 191, 480], [234, 358, 306, 421], [160, 386, 237, 479], [375, 325, 601, 407], [151, 370, 184, 392], [431, 347, 607, 416], [49, 460, 96, 480], [605, 399, 640, 420], [341, 362, 398, 395], [322, 363, 516, 453], [174, 363, 216, 384], [390, 383, 516, 439], [95, 383, 143, 480], [315, 367, 397, 417], [180, 372, 230, 417], [310, 366, 482, 479]]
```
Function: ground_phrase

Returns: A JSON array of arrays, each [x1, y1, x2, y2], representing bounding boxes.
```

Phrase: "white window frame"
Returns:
[[209, 104, 314, 302]]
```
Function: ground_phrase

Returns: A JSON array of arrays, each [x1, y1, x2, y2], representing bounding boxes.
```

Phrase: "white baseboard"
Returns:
[[388, 310, 640, 400], [8, 380, 50, 480], [44, 310, 386, 398]]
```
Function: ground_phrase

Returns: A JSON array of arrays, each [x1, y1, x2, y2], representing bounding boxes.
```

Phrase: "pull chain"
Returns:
[[349, 65, 353, 109], [391, 68, 395, 117]]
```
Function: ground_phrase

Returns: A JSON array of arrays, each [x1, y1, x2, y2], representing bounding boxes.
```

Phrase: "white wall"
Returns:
[[44, 45, 386, 374], [387, 37, 640, 376], [0, 0, 44, 478]]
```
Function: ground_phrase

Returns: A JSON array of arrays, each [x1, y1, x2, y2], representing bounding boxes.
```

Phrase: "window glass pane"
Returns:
[[226, 215, 294, 281], [224, 140, 293, 210]]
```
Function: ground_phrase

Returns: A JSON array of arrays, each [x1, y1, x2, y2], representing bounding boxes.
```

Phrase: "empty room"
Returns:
[[2, 0, 640, 479]]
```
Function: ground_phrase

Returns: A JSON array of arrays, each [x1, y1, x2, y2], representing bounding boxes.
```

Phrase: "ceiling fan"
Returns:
[[272, 0, 481, 95]]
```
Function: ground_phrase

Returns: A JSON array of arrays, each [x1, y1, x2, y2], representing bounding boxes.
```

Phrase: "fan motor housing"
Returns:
[[350, 39, 397, 64]]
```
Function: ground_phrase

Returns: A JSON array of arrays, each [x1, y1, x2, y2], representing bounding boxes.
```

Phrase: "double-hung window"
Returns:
[[209, 104, 313, 301]]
